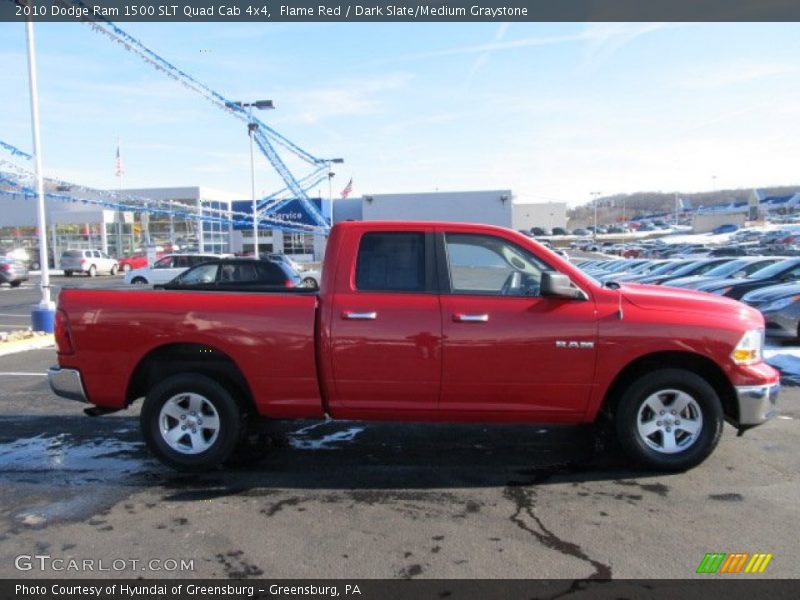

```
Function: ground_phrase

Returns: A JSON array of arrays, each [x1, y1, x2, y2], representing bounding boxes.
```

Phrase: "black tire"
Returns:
[[9, 280, 21, 288], [140, 374, 243, 472], [110, 265, 118, 276], [87, 265, 97, 277], [131, 277, 148, 285], [301, 276, 318, 289], [64, 270, 73, 277], [615, 368, 723, 472]]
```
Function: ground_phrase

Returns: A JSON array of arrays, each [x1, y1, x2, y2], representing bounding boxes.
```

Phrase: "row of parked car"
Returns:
[[577, 255, 800, 341]]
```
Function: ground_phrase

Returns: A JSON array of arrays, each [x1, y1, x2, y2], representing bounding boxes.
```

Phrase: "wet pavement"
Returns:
[[0, 277, 798, 580]]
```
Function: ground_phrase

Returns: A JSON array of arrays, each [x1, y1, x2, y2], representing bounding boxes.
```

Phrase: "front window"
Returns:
[[176, 263, 219, 285], [444, 233, 552, 296]]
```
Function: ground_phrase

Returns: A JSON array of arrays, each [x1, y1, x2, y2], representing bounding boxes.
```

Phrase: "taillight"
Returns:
[[0, 264, 9, 272], [285, 279, 295, 288], [54, 309, 74, 355], [80, 259, 86, 266]]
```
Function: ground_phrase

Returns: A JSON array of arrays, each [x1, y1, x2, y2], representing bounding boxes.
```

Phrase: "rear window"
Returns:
[[355, 232, 426, 292], [62, 251, 83, 258]]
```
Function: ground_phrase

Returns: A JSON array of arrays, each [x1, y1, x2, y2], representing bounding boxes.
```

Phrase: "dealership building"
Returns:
[[0, 185, 566, 262]]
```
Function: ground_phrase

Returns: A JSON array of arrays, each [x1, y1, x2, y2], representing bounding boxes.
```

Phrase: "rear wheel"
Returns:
[[131, 277, 148, 285], [140, 374, 243, 471], [9, 280, 21, 288], [615, 368, 723, 471], [87, 265, 97, 277], [301, 276, 318, 289], [110, 265, 118, 276], [64, 270, 73, 277]]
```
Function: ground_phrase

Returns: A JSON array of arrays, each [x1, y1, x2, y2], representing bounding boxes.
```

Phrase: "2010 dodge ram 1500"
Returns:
[[48, 221, 780, 471]]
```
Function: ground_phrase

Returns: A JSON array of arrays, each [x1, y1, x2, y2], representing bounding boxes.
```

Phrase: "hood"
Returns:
[[620, 282, 762, 325]]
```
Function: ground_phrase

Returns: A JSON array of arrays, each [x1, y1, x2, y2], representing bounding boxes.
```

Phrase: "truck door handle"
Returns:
[[343, 311, 377, 320], [453, 313, 489, 323]]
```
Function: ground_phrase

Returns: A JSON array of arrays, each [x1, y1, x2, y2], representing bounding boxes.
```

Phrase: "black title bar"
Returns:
[[4, 0, 800, 22]]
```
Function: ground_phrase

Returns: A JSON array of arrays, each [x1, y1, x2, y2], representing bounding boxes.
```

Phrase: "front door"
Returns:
[[438, 231, 598, 419]]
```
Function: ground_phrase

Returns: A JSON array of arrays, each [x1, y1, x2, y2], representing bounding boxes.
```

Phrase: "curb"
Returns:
[[0, 334, 55, 357]]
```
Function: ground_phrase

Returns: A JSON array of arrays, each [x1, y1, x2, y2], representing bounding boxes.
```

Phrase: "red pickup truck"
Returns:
[[48, 221, 779, 472]]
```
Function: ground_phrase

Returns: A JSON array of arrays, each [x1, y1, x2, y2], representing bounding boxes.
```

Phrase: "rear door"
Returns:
[[438, 229, 598, 419], [328, 230, 442, 415]]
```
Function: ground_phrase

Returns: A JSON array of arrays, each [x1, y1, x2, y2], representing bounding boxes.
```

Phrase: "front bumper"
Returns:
[[47, 367, 88, 403], [734, 382, 779, 426]]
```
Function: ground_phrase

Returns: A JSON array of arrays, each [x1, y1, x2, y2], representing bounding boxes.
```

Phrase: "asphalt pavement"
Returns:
[[0, 273, 797, 580]]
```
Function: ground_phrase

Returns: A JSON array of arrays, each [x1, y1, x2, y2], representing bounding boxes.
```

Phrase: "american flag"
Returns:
[[340, 178, 353, 198], [115, 142, 124, 177]]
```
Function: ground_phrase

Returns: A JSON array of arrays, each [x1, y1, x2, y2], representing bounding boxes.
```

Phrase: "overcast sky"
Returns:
[[2, 21, 800, 206]]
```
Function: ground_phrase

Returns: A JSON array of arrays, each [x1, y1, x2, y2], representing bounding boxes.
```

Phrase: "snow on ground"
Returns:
[[765, 344, 800, 384]]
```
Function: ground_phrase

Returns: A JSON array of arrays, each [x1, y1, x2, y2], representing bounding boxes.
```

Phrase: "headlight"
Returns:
[[731, 329, 764, 365], [760, 295, 800, 313], [711, 286, 731, 295]]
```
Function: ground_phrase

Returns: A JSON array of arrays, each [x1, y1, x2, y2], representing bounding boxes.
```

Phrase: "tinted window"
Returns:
[[355, 232, 425, 292], [445, 233, 551, 296], [178, 263, 219, 284], [154, 257, 173, 269], [62, 251, 83, 259], [255, 262, 286, 284]]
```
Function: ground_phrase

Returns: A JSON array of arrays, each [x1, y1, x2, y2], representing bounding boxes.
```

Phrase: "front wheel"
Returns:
[[140, 374, 243, 471], [301, 276, 318, 289], [64, 270, 73, 277], [615, 368, 723, 472], [87, 265, 97, 277], [110, 265, 118, 276], [131, 277, 148, 285]]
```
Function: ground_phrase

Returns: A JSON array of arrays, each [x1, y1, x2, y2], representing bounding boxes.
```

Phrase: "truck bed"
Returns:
[[56, 288, 323, 417]]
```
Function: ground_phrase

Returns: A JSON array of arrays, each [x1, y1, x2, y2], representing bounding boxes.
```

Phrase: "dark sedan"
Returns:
[[741, 284, 800, 340], [700, 257, 800, 299], [666, 257, 782, 289], [634, 258, 733, 286], [159, 258, 302, 291]]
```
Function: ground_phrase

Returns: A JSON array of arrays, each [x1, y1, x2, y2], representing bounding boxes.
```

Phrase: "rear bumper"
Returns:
[[47, 367, 88, 403], [734, 382, 779, 426]]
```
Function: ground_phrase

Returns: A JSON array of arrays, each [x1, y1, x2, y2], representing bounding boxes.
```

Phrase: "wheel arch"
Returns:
[[126, 343, 257, 416], [595, 351, 737, 423]]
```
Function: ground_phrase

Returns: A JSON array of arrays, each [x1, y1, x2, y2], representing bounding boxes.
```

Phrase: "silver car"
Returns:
[[60, 249, 118, 277]]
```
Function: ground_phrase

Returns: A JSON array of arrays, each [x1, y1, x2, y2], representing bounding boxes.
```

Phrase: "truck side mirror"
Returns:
[[541, 272, 586, 300]]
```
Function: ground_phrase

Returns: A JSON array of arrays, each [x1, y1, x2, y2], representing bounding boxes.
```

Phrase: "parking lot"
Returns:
[[0, 274, 798, 579]]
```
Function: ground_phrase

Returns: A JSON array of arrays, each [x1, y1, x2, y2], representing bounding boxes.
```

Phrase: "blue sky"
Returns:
[[2, 22, 800, 206]]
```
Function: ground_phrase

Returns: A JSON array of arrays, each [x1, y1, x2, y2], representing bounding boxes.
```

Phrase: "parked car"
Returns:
[[118, 251, 164, 273], [712, 224, 739, 235], [701, 257, 800, 299], [261, 253, 321, 288], [551, 227, 569, 236], [60, 249, 118, 277], [762, 296, 800, 340], [0, 257, 28, 287], [667, 258, 782, 289], [158, 258, 302, 290], [123, 253, 226, 285], [530, 227, 551, 236], [50, 221, 779, 473]]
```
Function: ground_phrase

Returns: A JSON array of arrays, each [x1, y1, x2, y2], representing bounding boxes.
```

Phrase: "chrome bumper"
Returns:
[[48, 367, 88, 403], [734, 382, 779, 425]]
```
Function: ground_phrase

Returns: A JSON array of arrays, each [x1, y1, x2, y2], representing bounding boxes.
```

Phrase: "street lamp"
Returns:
[[24, 15, 55, 332], [590, 191, 602, 239], [231, 100, 274, 258], [326, 158, 344, 227]]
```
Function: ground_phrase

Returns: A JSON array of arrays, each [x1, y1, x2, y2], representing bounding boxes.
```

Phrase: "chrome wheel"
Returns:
[[158, 393, 220, 455], [636, 389, 703, 454]]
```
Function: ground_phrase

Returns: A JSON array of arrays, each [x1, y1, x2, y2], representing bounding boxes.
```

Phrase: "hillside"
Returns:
[[567, 185, 800, 228]]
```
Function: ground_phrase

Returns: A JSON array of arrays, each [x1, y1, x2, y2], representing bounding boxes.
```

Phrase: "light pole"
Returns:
[[231, 100, 274, 257], [590, 191, 602, 239], [24, 16, 55, 332], [326, 158, 344, 227]]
